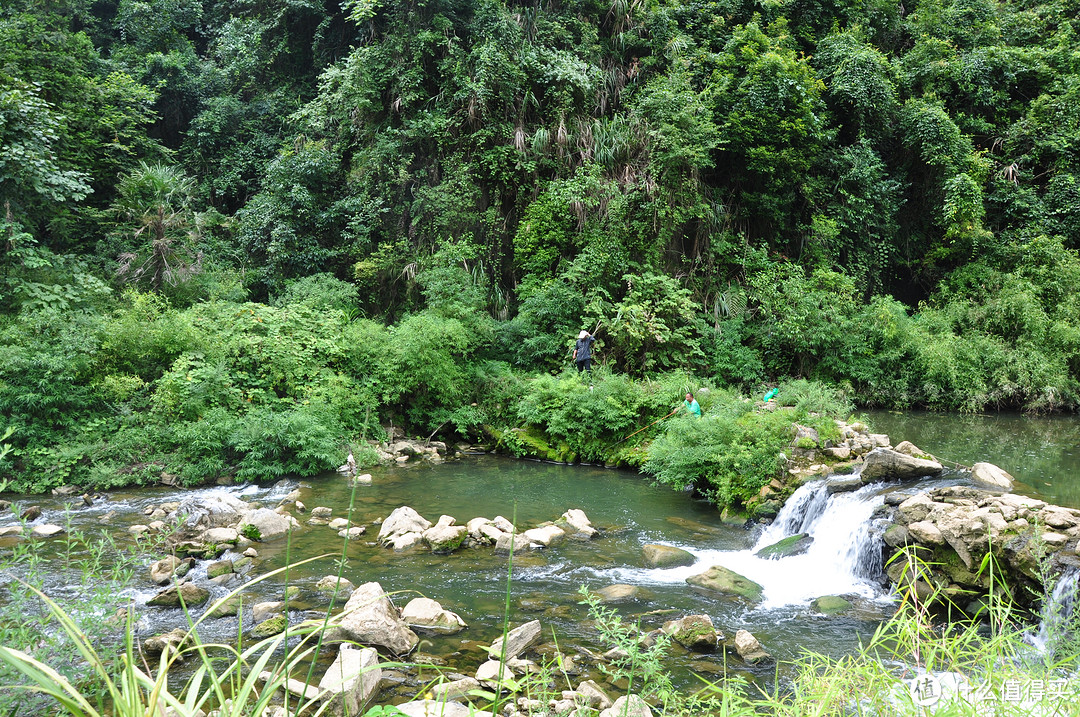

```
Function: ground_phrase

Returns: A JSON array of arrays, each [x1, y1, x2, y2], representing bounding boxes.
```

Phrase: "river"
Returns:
[[2, 411, 1078, 696]]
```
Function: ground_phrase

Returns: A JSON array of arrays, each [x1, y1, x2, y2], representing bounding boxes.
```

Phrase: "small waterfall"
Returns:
[[601, 478, 889, 607], [755, 480, 830, 546], [1030, 566, 1080, 653], [752, 481, 886, 585]]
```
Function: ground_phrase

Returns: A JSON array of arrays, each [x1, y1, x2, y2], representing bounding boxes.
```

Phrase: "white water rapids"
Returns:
[[599, 479, 890, 609]]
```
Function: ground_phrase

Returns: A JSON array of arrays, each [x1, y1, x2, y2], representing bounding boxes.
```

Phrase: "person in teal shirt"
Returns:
[[684, 393, 702, 418]]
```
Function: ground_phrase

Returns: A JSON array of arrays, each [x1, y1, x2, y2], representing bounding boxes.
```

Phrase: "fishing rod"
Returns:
[[616, 406, 682, 444]]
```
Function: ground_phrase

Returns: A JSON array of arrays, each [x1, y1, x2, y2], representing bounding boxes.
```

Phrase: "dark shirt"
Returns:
[[575, 336, 595, 361]]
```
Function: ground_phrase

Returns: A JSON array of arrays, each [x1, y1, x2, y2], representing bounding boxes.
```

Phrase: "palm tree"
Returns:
[[112, 162, 202, 291]]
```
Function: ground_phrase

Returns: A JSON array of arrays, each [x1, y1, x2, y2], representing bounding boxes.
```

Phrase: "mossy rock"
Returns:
[[755, 533, 813, 560], [642, 544, 697, 569], [248, 615, 288, 639], [686, 565, 764, 604], [206, 595, 242, 619], [811, 596, 851, 615]]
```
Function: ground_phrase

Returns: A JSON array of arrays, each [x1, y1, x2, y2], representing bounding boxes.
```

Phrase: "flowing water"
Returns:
[[4, 411, 1080, 690]]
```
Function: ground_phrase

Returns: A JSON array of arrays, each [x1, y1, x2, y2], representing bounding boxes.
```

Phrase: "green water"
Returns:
[[867, 411, 1080, 508]]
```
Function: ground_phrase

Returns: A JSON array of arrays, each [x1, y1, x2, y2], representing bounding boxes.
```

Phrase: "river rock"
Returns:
[[253, 601, 285, 622], [430, 677, 480, 701], [400, 597, 467, 633], [174, 493, 251, 529], [883, 524, 911, 547], [475, 660, 516, 685], [489, 619, 542, 660], [642, 544, 696, 568], [249, 614, 288, 638], [339, 526, 367, 540], [907, 521, 945, 545], [147, 582, 210, 608], [662, 614, 720, 651], [143, 628, 189, 656], [20, 505, 42, 521], [319, 644, 381, 716], [338, 582, 418, 655], [494, 532, 532, 554], [894, 441, 931, 458], [394, 700, 494, 717], [576, 680, 614, 710], [203, 527, 239, 544], [377, 506, 432, 546], [825, 475, 863, 494], [206, 559, 233, 578], [733, 629, 771, 665], [29, 523, 63, 537], [239, 508, 293, 541], [422, 516, 467, 553], [860, 448, 943, 482], [970, 462, 1014, 491], [522, 525, 566, 547], [557, 509, 597, 539], [329, 518, 350, 530], [593, 584, 644, 603], [812, 595, 852, 615], [686, 565, 764, 603], [600, 695, 653, 717], [205, 594, 242, 618], [492, 515, 515, 533], [755, 533, 813, 559], [316, 576, 356, 600]]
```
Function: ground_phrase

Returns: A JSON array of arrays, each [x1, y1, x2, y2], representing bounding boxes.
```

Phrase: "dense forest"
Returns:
[[3, 0, 1080, 495]]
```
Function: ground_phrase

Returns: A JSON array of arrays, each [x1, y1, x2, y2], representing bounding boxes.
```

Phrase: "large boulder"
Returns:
[[642, 544, 696, 568], [860, 448, 943, 482], [318, 645, 381, 716], [400, 597, 467, 634], [174, 493, 251, 530], [970, 462, 1014, 491], [239, 508, 293, 541], [338, 582, 418, 655], [686, 565, 764, 604], [377, 506, 432, 546]]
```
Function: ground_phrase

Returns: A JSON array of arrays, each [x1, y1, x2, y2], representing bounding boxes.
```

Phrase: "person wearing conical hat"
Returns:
[[573, 329, 596, 375]]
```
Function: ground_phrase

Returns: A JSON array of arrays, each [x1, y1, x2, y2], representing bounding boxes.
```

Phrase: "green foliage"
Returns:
[[577, 585, 674, 702], [240, 522, 262, 542], [510, 369, 687, 463], [643, 380, 848, 510]]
